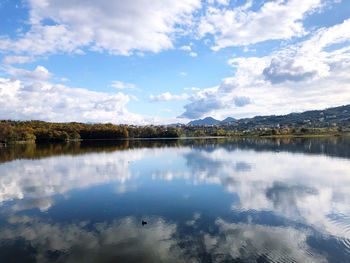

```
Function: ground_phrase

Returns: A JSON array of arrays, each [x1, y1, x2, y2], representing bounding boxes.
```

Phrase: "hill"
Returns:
[[187, 116, 237, 125], [188, 117, 221, 125], [232, 104, 350, 130], [184, 104, 350, 130], [221, 117, 236, 123]]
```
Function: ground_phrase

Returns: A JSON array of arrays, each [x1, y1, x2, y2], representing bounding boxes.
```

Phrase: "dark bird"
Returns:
[[142, 220, 147, 226]]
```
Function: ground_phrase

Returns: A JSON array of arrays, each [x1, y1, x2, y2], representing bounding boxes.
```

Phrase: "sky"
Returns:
[[0, 0, 349, 125]]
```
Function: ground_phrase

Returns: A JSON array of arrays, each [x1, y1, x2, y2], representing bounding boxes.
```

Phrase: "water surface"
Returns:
[[1, 137, 350, 262]]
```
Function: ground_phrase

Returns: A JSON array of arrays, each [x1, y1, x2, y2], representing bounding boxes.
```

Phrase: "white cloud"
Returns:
[[0, 76, 189, 125], [149, 92, 190, 102], [2, 56, 32, 64], [198, 0, 322, 50], [180, 45, 191, 51], [180, 18, 350, 120], [180, 44, 197, 57], [0, 64, 189, 124], [184, 87, 200, 91], [109, 81, 136, 90], [180, 72, 187, 76], [8, 65, 52, 80], [0, 0, 201, 55], [178, 88, 226, 119], [0, 24, 89, 55], [263, 58, 317, 84], [233, 96, 252, 107], [216, 0, 230, 6], [0, 77, 146, 124]]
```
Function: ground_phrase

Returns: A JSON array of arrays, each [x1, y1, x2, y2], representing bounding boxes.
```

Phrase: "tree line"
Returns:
[[1, 120, 347, 144], [0, 120, 181, 143]]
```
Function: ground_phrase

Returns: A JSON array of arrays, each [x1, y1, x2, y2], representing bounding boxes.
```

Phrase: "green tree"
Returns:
[[193, 130, 206, 137]]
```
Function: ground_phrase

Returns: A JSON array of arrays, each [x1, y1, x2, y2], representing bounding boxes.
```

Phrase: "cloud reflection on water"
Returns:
[[0, 214, 330, 263], [182, 147, 350, 241], [1, 139, 350, 261], [1, 216, 190, 263]]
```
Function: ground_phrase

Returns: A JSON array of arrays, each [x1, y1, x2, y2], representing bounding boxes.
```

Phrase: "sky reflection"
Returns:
[[1, 138, 350, 262]]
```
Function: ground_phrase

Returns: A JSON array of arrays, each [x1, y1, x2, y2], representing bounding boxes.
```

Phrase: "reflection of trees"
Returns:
[[225, 136, 350, 159], [181, 137, 350, 159], [0, 139, 182, 163], [2, 136, 350, 164], [0, 141, 130, 163]]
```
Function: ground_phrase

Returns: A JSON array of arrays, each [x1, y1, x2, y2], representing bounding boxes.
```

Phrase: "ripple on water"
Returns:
[[327, 213, 350, 254]]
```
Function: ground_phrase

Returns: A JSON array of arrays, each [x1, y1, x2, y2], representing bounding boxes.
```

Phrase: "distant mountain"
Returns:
[[221, 117, 236, 123], [168, 123, 184, 126], [188, 117, 221, 125], [187, 116, 236, 125]]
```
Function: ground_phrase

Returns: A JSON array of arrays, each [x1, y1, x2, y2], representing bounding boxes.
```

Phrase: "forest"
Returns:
[[0, 120, 181, 143]]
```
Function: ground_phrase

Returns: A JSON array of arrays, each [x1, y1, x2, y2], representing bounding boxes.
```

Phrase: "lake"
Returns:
[[1, 137, 350, 262]]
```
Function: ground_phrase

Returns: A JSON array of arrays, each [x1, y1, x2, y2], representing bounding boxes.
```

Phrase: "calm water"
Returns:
[[1, 137, 350, 262]]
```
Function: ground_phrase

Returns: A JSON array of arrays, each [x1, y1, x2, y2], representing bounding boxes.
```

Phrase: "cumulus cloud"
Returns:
[[0, 24, 89, 55], [179, 44, 197, 57], [199, 0, 322, 50], [263, 58, 317, 84], [216, 0, 230, 5], [233, 96, 252, 107], [0, 77, 146, 124], [8, 65, 52, 80], [178, 89, 225, 119], [149, 92, 189, 102], [179, 82, 254, 119], [0, 0, 201, 55], [180, 18, 350, 120], [180, 45, 191, 51], [2, 56, 32, 64], [0, 74, 190, 125], [219, 77, 237, 93], [0, 1, 349, 122], [109, 81, 137, 90]]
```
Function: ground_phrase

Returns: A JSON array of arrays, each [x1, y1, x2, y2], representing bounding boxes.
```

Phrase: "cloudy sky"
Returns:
[[0, 0, 349, 124]]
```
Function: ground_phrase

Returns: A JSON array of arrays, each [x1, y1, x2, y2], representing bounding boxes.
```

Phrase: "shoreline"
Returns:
[[2, 133, 350, 146]]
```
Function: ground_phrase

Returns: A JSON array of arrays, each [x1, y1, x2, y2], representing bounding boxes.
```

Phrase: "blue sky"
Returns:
[[0, 0, 350, 124]]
